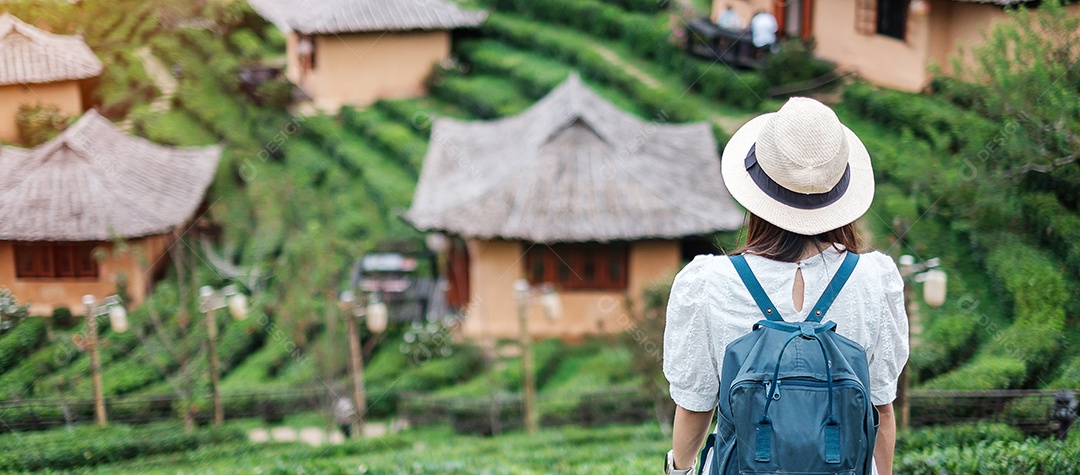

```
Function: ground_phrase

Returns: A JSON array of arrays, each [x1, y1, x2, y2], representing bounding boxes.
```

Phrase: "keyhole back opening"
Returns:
[[792, 267, 805, 313]]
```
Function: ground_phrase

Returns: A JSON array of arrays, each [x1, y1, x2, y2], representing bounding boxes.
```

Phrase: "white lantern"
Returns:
[[425, 233, 450, 254], [922, 269, 947, 308], [909, 0, 930, 16], [228, 293, 249, 321], [540, 285, 562, 320], [366, 298, 388, 334], [513, 279, 530, 301], [108, 305, 129, 334], [898, 255, 915, 268]]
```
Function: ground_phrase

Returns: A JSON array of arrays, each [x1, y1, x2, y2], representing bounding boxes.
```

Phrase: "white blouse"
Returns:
[[663, 247, 909, 412]]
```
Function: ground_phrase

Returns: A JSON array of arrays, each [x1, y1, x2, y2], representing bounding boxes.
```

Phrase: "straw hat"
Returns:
[[720, 97, 874, 236]]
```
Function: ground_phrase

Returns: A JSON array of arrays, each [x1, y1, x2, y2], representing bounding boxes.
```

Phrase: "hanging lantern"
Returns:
[[366, 296, 388, 334], [228, 293, 250, 321], [425, 232, 450, 254], [513, 279, 530, 302], [910, 0, 930, 16], [108, 304, 129, 334], [922, 269, 947, 308]]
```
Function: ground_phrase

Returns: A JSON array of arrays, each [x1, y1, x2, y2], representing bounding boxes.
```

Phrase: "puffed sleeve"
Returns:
[[663, 256, 720, 412], [867, 254, 910, 406]]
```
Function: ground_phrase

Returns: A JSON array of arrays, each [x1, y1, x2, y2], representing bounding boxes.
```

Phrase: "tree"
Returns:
[[951, 1, 1080, 190]]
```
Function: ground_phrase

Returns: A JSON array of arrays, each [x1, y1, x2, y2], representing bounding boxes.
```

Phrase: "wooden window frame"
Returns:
[[775, 0, 815, 42], [14, 242, 100, 279], [524, 242, 629, 291], [854, 0, 877, 36]]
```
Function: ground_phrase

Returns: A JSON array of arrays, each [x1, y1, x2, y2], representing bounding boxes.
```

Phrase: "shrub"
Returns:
[[430, 72, 532, 119], [229, 29, 264, 59], [1047, 354, 1080, 389], [761, 39, 836, 90], [923, 356, 1027, 391], [50, 307, 75, 330], [476, 15, 717, 120], [909, 311, 978, 379], [253, 76, 293, 109], [603, 0, 670, 13], [1022, 193, 1080, 271], [0, 422, 245, 471], [896, 422, 1025, 454], [15, 104, 69, 146], [895, 439, 1080, 475], [923, 237, 1067, 390], [478, 0, 676, 63], [0, 318, 46, 377]]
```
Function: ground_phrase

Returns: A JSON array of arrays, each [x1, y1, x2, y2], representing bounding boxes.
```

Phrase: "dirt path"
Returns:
[[136, 46, 178, 112], [120, 46, 178, 131], [247, 420, 399, 446]]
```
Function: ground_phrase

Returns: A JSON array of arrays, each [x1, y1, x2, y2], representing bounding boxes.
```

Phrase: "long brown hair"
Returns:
[[733, 213, 860, 263]]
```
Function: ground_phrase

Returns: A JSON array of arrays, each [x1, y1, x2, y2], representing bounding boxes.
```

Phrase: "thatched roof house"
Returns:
[[407, 73, 742, 339], [408, 73, 742, 242], [0, 13, 102, 86], [0, 13, 103, 142], [247, 0, 486, 111], [709, 0, 1079, 92], [0, 110, 221, 241], [0, 110, 222, 314], [248, 0, 486, 35]]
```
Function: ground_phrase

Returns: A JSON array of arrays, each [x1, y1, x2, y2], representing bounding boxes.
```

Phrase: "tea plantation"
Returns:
[[0, 0, 1078, 471]]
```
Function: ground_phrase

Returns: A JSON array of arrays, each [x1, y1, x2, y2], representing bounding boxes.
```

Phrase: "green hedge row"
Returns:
[[429, 72, 533, 119], [95, 49, 159, 120], [339, 106, 427, 176], [458, 40, 574, 101], [1047, 354, 1080, 389], [477, 15, 713, 122], [297, 116, 414, 213], [481, 4, 767, 109], [372, 98, 469, 137], [0, 423, 245, 472], [1022, 193, 1080, 272], [600, 0, 670, 13], [479, 0, 676, 63], [924, 238, 1068, 390], [896, 422, 1025, 454], [895, 438, 1080, 475], [843, 82, 997, 154], [0, 318, 46, 377]]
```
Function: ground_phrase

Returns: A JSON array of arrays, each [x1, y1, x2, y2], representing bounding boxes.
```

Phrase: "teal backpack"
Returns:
[[698, 252, 878, 475]]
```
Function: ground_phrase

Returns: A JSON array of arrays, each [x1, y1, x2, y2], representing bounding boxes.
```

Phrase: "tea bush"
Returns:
[[0, 422, 245, 472], [0, 318, 46, 377]]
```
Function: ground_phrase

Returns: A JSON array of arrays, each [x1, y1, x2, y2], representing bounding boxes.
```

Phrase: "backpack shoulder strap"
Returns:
[[806, 251, 860, 323], [729, 254, 782, 321]]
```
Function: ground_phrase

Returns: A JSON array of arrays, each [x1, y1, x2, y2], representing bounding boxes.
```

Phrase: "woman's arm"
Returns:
[[672, 405, 715, 471], [874, 403, 896, 475]]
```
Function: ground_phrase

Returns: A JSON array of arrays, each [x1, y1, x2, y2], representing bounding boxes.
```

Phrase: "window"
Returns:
[[524, 242, 628, 291], [876, 0, 909, 40], [854, 0, 877, 35], [15, 242, 99, 279]]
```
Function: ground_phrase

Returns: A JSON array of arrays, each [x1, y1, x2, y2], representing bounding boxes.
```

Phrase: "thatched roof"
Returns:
[[0, 110, 222, 242], [0, 13, 102, 86], [248, 0, 486, 35], [406, 73, 743, 243]]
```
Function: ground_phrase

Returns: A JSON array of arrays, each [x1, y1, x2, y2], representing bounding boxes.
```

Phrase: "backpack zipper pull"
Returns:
[[772, 380, 781, 400]]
